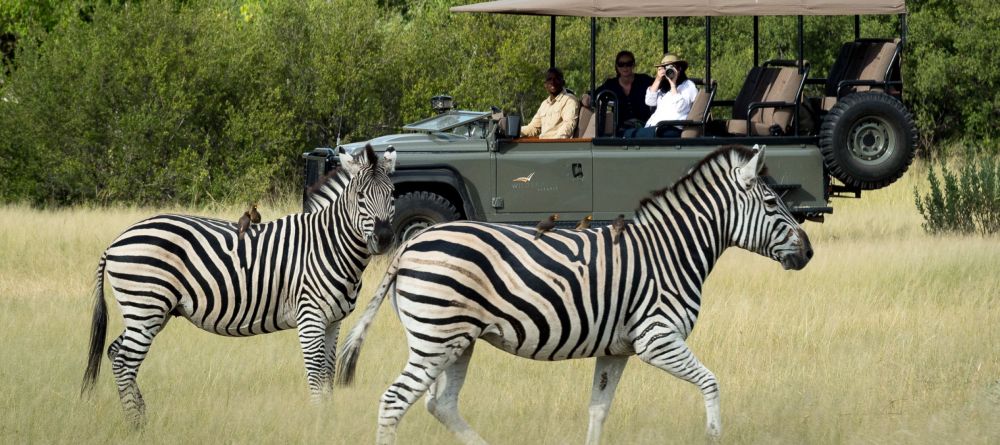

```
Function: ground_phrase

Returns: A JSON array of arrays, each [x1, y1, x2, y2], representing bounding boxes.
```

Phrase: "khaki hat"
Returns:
[[655, 53, 688, 71]]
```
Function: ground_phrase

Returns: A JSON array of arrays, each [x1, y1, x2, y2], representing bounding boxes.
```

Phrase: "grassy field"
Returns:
[[1, 165, 998, 444]]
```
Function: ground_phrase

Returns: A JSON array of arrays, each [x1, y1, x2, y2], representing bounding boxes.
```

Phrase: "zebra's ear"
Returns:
[[380, 146, 397, 174], [738, 144, 766, 188], [338, 146, 362, 175]]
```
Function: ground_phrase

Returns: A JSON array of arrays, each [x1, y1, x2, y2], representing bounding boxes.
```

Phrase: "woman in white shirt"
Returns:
[[624, 53, 698, 138]]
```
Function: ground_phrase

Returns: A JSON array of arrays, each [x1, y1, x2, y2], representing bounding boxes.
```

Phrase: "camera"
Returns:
[[664, 65, 678, 80]]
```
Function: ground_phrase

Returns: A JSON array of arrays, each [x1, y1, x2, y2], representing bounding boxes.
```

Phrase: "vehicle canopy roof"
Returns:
[[451, 0, 906, 17]]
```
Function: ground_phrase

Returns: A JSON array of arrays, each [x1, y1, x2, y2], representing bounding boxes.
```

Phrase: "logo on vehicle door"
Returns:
[[512, 172, 535, 183]]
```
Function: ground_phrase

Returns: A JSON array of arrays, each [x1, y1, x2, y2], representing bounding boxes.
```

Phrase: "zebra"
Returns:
[[337, 144, 813, 444], [80, 144, 396, 426]]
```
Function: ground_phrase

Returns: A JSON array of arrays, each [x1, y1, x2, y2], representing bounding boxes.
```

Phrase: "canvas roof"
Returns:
[[450, 0, 907, 17]]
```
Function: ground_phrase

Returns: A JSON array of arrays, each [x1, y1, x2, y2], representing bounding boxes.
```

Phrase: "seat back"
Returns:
[[732, 67, 766, 120], [750, 66, 806, 133], [681, 83, 716, 138], [725, 62, 807, 136], [825, 39, 900, 97], [575, 105, 595, 138]]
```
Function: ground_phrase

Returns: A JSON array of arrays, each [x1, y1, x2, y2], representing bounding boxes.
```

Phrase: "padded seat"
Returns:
[[820, 38, 901, 110], [724, 62, 808, 136], [653, 80, 717, 138]]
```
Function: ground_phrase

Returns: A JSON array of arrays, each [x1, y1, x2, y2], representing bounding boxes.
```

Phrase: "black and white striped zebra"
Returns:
[[337, 145, 812, 444], [81, 144, 396, 426]]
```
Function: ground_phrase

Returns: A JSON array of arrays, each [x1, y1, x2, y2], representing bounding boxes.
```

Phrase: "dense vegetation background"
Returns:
[[1, 0, 997, 205]]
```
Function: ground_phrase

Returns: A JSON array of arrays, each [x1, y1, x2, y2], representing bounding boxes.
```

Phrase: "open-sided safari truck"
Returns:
[[303, 0, 916, 242]]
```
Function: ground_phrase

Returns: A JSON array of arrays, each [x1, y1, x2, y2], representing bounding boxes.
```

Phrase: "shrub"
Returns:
[[914, 149, 1000, 235]]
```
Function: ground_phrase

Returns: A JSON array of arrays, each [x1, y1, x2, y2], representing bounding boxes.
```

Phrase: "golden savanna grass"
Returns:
[[1, 164, 998, 444]]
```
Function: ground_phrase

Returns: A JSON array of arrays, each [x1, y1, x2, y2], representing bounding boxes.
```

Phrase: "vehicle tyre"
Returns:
[[819, 92, 917, 190], [392, 191, 461, 244]]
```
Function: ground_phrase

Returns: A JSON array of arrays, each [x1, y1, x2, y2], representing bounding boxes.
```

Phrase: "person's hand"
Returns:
[[656, 66, 666, 80]]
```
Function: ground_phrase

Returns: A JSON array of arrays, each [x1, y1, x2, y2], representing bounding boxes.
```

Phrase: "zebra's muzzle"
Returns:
[[778, 228, 813, 270], [368, 219, 395, 255]]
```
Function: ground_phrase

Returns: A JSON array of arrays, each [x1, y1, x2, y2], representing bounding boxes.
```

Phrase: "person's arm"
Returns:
[[553, 96, 580, 139], [520, 104, 543, 137]]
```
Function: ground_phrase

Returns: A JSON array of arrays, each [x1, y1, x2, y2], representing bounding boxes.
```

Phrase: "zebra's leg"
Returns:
[[107, 334, 123, 361], [585, 355, 629, 445], [297, 314, 333, 403], [322, 320, 341, 393], [377, 338, 475, 445], [636, 329, 721, 442], [108, 315, 171, 361], [110, 313, 170, 428], [424, 343, 486, 445]]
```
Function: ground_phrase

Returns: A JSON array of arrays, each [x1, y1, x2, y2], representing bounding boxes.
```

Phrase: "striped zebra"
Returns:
[[81, 144, 396, 426], [337, 145, 813, 444]]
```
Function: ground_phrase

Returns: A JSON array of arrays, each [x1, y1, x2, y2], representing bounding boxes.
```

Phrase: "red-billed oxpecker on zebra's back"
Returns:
[[81, 144, 396, 427], [337, 145, 813, 445]]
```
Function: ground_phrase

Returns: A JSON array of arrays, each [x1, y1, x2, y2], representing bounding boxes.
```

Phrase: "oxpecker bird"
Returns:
[[249, 203, 261, 224], [575, 215, 593, 231], [237, 212, 252, 240], [534, 214, 559, 239], [611, 214, 626, 244]]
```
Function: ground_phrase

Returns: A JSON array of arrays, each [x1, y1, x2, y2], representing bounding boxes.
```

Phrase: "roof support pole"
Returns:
[[854, 15, 861, 40], [798, 15, 804, 71], [899, 13, 907, 48], [663, 17, 669, 54], [550, 16, 556, 68], [796, 15, 804, 137], [591, 17, 596, 96], [705, 16, 712, 86], [753, 16, 760, 67]]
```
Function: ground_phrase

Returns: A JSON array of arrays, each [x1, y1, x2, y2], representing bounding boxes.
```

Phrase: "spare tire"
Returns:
[[819, 92, 917, 190], [392, 191, 461, 244]]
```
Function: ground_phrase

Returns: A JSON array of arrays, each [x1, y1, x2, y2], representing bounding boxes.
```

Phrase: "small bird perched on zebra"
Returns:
[[249, 203, 261, 224], [535, 213, 559, 239], [611, 214, 626, 243], [575, 215, 593, 231], [237, 211, 252, 240]]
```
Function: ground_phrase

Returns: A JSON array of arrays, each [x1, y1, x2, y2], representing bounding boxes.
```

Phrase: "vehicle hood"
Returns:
[[339, 132, 486, 155]]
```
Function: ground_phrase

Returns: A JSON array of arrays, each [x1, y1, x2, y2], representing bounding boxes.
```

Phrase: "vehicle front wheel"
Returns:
[[392, 191, 461, 244], [819, 92, 918, 190]]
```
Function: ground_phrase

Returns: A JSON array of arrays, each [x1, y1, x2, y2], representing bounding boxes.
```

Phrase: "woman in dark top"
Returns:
[[583, 51, 655, 131]]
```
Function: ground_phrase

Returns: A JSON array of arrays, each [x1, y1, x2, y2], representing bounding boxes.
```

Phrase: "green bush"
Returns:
[[914, 150, 1000, 235], [0, 0, 394, 205]]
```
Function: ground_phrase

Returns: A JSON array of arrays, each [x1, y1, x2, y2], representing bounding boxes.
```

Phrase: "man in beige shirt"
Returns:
[[520, 68, 580, 139]]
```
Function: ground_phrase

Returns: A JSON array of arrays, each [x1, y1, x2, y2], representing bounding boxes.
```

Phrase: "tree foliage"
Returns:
[[0, 0, 996, 205]]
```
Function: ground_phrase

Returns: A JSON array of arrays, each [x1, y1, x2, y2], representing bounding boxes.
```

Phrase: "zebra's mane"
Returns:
[[303, 167, 351, 213], [636, 145, 763, 219]]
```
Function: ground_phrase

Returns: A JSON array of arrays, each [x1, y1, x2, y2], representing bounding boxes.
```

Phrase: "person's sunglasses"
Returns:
[[616, 60, 635, 68]]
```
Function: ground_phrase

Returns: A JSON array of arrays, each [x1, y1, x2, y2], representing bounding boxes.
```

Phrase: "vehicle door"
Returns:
[[494, 140, 593, 215], [591, 139, 717, 220]]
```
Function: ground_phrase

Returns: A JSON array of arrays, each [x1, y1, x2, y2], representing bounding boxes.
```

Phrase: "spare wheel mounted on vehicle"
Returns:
[[819, 92, 918, 190]]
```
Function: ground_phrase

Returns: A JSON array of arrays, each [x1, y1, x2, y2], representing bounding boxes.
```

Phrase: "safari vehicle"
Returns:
[[303, 0, 916, 243]]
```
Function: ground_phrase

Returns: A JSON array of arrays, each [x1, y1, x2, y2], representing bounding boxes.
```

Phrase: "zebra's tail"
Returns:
[[336, 251, 402, 387], [81, 252, 109, 397]]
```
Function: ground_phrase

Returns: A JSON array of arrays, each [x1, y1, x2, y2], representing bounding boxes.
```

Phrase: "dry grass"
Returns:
[[1, 165, 998, 444]]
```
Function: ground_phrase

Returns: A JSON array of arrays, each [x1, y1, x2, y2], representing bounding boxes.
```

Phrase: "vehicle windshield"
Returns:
[[403, 110, 490, 133]]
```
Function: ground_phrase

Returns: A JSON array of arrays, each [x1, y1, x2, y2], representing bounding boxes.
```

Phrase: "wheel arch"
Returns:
[[391, 167, 477, 220]]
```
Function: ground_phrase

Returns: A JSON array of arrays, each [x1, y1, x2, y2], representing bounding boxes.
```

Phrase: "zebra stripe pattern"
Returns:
[[81, 144, 396, 426], [337, 144, 812, 445]]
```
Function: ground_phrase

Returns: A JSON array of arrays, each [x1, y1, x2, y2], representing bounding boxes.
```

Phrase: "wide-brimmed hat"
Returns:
[[655, 53, 688, 71]]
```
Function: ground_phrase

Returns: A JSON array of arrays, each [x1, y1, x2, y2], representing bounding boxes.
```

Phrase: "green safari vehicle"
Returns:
[[303, 0, 917, 243]]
